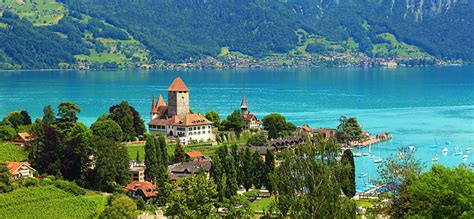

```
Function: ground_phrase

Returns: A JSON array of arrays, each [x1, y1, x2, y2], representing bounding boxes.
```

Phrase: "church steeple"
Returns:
[[241, 95, 248, 114]]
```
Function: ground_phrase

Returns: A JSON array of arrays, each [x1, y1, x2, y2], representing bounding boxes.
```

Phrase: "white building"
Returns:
[[148, 77, 213, 145]]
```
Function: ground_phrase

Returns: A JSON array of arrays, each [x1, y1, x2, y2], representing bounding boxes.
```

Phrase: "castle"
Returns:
[[148, 77, 213, 145]]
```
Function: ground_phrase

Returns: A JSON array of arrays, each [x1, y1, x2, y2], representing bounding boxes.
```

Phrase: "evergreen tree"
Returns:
[[154, 137, 168, 186], [3, 111, 24, 129], [144, 134, 158, 181], [241, 147, 254, 191], [263, 149, 275, 192], [173, 142, 187, 163], [62, 122, 93, 185], [336, 116, 363, 143], [42, 105, 55, 125], [252, 151, 264, 189], [224, 156, 239, 197], [340, 149, 356, 198], [158, 135, 168, 166], [210, 156, 225, 202]]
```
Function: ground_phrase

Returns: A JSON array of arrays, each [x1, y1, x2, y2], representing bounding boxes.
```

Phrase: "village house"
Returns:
[[6, 162, 36, 179], [185, 151, 211, 162], [314, 128, 337, 140], [129, 164, 146, 182], [148, 77, 213, 145], [125, 181, 157, 200], [11, 132, 36, 147], [168, 161, 212, 182], [240, 95, 261, 130]]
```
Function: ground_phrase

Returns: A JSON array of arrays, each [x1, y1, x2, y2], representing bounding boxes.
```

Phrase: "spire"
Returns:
[[151, 95, 156, 112], [168, 77, 189, 92], [241, 95, 248, 114], [157, 94, 167, 106]]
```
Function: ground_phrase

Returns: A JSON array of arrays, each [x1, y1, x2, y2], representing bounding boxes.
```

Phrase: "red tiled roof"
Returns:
[[125, 181, 157, 198], [6, 162, 32, 174], [300, 125, 312, 132], [17, 133, 35, 142], [186, 151, 204, 158], [242, 113, 257, 121], [149, 113, 212, 126], [168, 77, 189, 92]]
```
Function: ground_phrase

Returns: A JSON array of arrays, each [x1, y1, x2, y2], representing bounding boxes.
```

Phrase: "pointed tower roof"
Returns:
[[241, 95, 248, 109], [168, 77, 189, 92], [157, 94, 167, 106]]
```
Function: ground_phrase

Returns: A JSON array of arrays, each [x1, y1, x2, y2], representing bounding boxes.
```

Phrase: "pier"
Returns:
[[351, 133, 392, 147]]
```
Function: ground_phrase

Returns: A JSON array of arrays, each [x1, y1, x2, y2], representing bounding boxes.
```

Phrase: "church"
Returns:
[[240, 95, 261, 130], [148, 77, 213, 145]]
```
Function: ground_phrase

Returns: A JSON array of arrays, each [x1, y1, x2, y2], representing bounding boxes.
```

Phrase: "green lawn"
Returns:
[[355, 199, 374, 208], [250, 197, 274, 212], [0, 142, 28, 162], [0, 186, 107, 218], [2, 0, 67, 26]]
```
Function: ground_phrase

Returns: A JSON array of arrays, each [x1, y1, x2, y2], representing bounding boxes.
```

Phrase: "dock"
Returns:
[[351, 133, 392, 147]]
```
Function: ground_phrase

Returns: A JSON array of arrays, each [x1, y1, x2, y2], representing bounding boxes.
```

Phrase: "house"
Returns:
[[269, 135, 304, 151], [249, 146, 277, 161], [240, 95, 261, 130], [168, 161, 212, 181], [297, 125, 313, 138], [11, 132, 36, 147], [125, 181, 157, 200], [6, 162, 36, 179], [129, 164, 146, 182], [185, 151, 211, 162], [314, 128, 337, 140], [148, 77, 213, 145]]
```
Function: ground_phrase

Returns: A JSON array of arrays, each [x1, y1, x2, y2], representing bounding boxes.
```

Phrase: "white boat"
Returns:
[[373, 158, 383, 163], [454, 152, 463, 156], [358, 173, 369, 178], [408, 146, 416, 151], [354, 153, 363, 157], [429, 145, 438, 148], [432, 157, 439, 161], [462, 155, 468, 159], [363, 152, 371, 156], [442, 147, 449, 153], [466, 147, 472, 151]]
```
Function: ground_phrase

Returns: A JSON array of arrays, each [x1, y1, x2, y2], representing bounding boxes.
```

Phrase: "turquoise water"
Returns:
[[1, 67, 473, 187]]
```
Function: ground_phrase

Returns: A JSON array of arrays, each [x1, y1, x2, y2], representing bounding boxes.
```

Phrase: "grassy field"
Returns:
[[0, 186, 107, 218], [250, 197, 274, 212], [372, 33, 430, 58], [0, 142, 28, 162], [1, 0, 66, 26]]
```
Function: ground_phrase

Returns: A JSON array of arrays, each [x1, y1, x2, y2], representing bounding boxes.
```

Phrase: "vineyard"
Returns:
[[0, 142, 28, 162], [0, 186, 106, 218]]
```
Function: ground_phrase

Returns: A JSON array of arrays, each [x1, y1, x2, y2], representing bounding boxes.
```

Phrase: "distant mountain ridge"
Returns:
[[0, 0, 472, 69]]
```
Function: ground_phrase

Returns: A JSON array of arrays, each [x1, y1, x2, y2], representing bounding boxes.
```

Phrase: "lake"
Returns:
[[1, 66, 473, 188]]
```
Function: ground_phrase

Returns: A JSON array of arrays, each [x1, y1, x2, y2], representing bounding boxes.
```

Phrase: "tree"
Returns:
[[144, 134, 158, 181], [173, 142, 187, 163], [270, 137, 356, 218], [262, 113, 295, 139], [100, 195, 137, 219], [252, 151, 264, 189], [29, 125, 65, 176], [221, 109, 245, 133], [3, 111, 24, 129], [340, 149, 356, 198], [62, 122, 93, 185], [241, 147, 253, 191], [205, 110, 220, 127], [0, 125, 16, 141], [20, 110, 32, 125], [165, 174, 217, 218], [90, 119, 123, 141], [376, 150, 424, 218], [109, 102, 143, 140], [246, 132, 268, 146], [158, 135, 168, 166], [222, 195, 254, 218], [407, 165, 474, 218], [263, 148, 275, 192], [42, 105, 55, 125], [224, 156, 239, 198], [0, 163, 13, 193], [336, 116, 363, 144], [57, 101, 81, 123], [89, 137, 130, 192]]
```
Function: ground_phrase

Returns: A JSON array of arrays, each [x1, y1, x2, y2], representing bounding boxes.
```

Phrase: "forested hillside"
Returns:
[[0, 0, 472, 69]]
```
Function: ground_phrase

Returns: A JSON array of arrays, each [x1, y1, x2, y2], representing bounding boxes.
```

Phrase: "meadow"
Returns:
[[0, 142, 28, 162], [0, 186, 107, 218]]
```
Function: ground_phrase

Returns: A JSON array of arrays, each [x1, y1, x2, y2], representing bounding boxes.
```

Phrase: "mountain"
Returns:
[[0, 0, 472, 69]]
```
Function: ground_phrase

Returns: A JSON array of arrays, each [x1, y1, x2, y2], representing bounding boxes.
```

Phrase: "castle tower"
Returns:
[[167, 77, 190, 116], [150, 94, 167, 120], [241, 95, 248, 114]]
